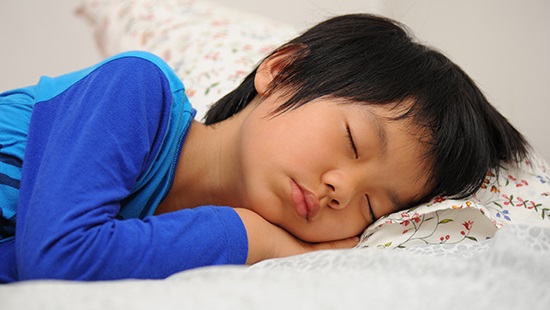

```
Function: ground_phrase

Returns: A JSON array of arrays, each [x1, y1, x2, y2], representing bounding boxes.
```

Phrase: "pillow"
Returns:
[[77, 0, 550, 251], [77, 0, 297, 119], [360, 153, 550, 249]]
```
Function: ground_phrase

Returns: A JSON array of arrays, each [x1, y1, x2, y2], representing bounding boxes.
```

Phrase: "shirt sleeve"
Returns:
[[15, 55, 248, 281]]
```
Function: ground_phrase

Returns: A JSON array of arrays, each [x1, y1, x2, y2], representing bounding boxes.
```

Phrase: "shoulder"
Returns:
[[102, 51, 184, 92], [35, 51, 185, 105]]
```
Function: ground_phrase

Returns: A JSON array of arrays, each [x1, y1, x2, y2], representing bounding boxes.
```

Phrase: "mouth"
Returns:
[[290, 179, 321, 221]]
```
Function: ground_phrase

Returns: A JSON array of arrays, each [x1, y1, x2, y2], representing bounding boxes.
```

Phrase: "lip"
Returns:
[[290, 179, 321, 221]]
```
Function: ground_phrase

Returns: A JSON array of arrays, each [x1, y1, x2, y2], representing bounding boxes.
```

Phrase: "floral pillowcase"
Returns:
[[360, 155, 550, 249], [77, 0, 296, 119], [77, 0, 550, 250]]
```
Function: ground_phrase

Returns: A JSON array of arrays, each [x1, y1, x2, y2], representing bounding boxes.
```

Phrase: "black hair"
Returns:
[[204, 13, 529, 203]]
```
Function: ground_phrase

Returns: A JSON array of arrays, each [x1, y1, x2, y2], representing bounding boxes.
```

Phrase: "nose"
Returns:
[[323, 170, 356, 210]]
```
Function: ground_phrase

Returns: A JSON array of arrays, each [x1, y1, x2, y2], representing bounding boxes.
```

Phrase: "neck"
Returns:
[[155, 114, 247, 214]]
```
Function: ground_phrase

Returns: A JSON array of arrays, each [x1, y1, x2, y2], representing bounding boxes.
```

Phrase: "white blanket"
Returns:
[[2, 223, 548, 310]]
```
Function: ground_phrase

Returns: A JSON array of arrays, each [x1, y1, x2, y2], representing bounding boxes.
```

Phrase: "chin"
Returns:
[[289, 225, 359, 243], [291, 230, 336, 244]]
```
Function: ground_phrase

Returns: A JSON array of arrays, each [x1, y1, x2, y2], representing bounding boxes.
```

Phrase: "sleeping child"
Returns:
[[0, 13, 528, 282]]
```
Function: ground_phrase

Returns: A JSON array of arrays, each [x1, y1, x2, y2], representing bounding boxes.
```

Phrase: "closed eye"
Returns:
[[365, 194, 376, 223], [346, 125, 358, 159]]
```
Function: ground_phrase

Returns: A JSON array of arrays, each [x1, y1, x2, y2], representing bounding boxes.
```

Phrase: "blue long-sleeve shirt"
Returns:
[[0, 51, 248, 282]]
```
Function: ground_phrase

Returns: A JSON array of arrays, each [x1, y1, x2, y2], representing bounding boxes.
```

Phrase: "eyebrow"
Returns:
[[364, 110, 388, 157], [387, 189, 402, 213], [388, 188, 425, 214]]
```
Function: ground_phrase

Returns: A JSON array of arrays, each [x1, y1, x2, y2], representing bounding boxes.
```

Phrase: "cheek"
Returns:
[[277, 127, 337, 171], [244, 126, 324, 173]]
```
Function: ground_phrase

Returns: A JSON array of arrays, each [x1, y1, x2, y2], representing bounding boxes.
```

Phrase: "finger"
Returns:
[[311, 236, 360, 250]]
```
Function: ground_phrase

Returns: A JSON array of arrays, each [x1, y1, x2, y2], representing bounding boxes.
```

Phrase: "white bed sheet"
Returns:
[[2, 223, 548, 310]]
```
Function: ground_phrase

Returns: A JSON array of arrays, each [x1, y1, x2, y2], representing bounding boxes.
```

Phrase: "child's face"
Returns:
[[237, 94, 432, 243]]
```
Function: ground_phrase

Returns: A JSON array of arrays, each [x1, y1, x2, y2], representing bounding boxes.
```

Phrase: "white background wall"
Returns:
[[1, 0, 548, 160]]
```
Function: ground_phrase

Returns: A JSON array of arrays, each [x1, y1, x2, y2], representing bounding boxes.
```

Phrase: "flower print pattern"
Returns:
[[78, 0, 296, 120], [360, 154, 550, 249]]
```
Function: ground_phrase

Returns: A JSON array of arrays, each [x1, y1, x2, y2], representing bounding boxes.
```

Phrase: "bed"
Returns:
[[2, 0, 549, 308]]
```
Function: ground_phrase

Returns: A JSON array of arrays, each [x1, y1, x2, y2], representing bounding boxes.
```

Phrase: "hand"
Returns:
[[234, 208, 359, 265]]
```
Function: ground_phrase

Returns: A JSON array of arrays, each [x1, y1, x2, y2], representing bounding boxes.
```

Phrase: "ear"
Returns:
[[254, 44, 304, 96]]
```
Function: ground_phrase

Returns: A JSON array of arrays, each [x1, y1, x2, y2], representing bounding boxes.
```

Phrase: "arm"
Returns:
[[234, 208, 359, 265], [15, 55, 247, 280]]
